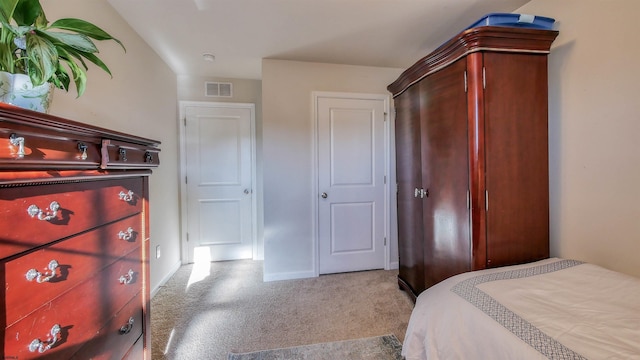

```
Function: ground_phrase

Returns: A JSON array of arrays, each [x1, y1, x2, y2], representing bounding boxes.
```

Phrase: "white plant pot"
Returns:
[[0, 72, 54, 113]]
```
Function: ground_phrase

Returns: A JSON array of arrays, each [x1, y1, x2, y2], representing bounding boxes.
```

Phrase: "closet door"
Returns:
[[394, 85, 425, 295], [483, 52, 550, 266], [420, 59, 471, 288]]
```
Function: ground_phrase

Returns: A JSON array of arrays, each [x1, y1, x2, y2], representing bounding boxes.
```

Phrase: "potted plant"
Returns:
[[0, 0, 125, 112]]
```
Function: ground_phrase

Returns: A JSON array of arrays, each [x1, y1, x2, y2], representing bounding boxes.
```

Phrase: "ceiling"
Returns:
[[107, 0, 530, 80]]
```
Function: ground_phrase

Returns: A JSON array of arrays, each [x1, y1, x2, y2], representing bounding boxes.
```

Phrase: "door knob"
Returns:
[[321, 192, 328, 199], [244, 189, 250, 194]]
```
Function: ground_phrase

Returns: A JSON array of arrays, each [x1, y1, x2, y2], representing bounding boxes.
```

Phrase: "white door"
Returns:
[[184, 103, 255, 263], [317, 94, 387, 274]]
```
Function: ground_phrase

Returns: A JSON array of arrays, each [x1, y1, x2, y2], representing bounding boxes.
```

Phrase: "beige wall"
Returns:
[[262, 59, 403, 280], [517, 0, 640, 277], [178, 76, 262, 105], [43, 1, 181, 292]]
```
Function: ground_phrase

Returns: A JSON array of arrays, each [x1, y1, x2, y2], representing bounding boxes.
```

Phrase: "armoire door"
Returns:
[[420, 58, 471, 288], [395, 84, 425, 295], [483, 52, 550, 266]]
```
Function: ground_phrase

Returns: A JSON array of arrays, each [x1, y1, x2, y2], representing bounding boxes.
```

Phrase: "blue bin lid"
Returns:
[[467, 12, 555, 30]]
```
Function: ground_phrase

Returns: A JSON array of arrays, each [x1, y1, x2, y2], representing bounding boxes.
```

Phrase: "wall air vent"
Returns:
[[205, 82, 233, 97]]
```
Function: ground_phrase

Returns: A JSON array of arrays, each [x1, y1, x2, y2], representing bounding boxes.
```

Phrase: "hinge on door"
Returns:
[[483, 67, 486, 89], [384, 175, 387, 184], [384, 237, 387, 246], [183, 118, 187, 126], [185, 176, 188, 184], [186, 233, 189, 242], [464, 71, 468, 93], [467, 190, 470, 209], [485, 190, 489, 211]]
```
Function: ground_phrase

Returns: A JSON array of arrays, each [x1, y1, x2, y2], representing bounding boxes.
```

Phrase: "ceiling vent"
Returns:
[[205, 82, 233, 97]]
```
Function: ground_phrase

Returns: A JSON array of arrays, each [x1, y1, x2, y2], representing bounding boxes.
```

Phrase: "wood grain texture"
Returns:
[[483, 52, 550, 266], [390, 26, 557, 298], [0, 178, 143, 259], [394, 85, 426, 297], [0, 106, 158, 359], [419, 58, 470, 288]]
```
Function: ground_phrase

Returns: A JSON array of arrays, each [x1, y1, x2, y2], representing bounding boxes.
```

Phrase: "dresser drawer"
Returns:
[[3, 248, 143, 359], [101, 139, 160, 169], [0, 177, 143, 259], [0, 126, 101, 169], [70, 294, 144, 360], [123, 334, 145, 360], [4, 214, 143, 326]]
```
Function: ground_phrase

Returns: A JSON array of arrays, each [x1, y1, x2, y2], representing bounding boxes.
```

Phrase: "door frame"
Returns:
[[311, 92, 392, 276], [178, 101, 258, 264]]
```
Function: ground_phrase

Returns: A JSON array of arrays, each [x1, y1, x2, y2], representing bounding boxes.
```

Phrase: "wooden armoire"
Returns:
[[389, 26, 559, 300]]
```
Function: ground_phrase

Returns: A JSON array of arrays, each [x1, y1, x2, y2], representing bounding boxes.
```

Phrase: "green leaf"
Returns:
[[55, 46, 87, 97], [40, 30, 98, 53], [50, 48, 71, 91], [65, 57, 86, 97], [12, 0, 43, 26], [66, 47, 112, 76], [58, 46, 89, 70], [50, 18, 125, 51], [14, 25, 33, 37], [54, 61, 70, 90], [25, 31, 57, 85], [0, 0, 19, 25]]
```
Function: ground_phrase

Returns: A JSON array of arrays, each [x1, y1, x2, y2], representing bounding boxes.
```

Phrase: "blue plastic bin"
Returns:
[[467, 13, 555, 30]]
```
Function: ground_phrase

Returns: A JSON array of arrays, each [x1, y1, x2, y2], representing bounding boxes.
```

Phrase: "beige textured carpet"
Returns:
[[151, 260, 413, 359]]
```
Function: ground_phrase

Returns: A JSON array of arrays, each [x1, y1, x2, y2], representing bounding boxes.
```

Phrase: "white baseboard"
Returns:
[[264, 263, 400, 282], [151, 260, 182, 298], [263, 270, 317, 282]]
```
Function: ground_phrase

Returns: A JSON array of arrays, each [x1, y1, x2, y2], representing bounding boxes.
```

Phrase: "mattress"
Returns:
[[402, 258, 640, 359]]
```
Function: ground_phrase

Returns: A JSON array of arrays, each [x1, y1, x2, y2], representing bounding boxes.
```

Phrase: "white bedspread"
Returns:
[[402, 258, 640, 359]]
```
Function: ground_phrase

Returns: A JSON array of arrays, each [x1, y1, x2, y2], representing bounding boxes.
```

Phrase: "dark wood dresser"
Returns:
[[0, 104, 160, 359], [389, 26, 558, 300]]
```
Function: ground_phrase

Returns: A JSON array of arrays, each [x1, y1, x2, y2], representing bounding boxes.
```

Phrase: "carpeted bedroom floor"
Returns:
[[151, 260, 414, 359]]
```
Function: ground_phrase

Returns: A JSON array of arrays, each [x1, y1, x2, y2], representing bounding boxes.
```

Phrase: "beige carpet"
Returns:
[[151, 260, 414, 359]]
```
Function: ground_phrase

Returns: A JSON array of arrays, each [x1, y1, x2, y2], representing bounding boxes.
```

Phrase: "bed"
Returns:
[[402, 258, 640, 359]]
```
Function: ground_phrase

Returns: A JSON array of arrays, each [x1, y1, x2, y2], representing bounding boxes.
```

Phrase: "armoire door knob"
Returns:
[[414, 188, 428, 198]]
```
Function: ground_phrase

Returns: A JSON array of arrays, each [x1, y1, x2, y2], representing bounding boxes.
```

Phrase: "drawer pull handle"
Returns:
[[78, 142, 88, 160], [118, 227, 134, 241], [28, 324, 61, 353], [9, 133, 26, 157], [27, 201, 60, 221], [119, 317, 134, 335], [145, 151, 154, 163], [119, 190, 134, 202], [119, 269, 134, 284], [26, 260, 59, 283], [119, 147, 128, 162]]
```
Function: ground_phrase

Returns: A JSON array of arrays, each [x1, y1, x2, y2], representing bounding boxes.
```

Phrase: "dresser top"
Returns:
[[0, 103, 160, 175], [0, 103, 160, 147]]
